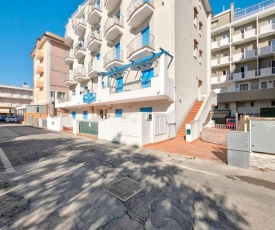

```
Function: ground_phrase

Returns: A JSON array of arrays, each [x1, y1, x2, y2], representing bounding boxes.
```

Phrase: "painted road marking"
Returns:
[[165, 162, 219, 177], [0, 147, 15, 173]]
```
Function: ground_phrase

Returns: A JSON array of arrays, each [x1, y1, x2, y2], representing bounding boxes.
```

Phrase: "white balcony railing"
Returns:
[[260, 67, 275, 77], [74, 17, 87, 28], [127, 0, 154, 19], [104, 15, 124, 35], [127, 34, 155, 58], [259, 45, 275, 56], [220, 56, 230, 65], [211, 41, 219, 49], [74, 67, 86, 79], [232, 49, 256, 62], [211, 59, 219, 66], [220, 38, 230, 47], [87, 29, 102, 43], [103, 48, 124, 67], [260, 23, 275, 35], [74, 41, 86, 53]]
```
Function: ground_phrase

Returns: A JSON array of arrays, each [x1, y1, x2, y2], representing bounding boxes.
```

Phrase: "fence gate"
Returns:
[[79, 121, 98, 136], [201, 124, 236, 146]]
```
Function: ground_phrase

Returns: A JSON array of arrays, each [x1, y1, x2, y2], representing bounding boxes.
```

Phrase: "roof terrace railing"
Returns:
[[235, 0, 275, 21]]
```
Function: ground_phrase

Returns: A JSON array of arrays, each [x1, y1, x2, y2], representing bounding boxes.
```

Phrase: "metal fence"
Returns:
[[79, 121, 98, 136]]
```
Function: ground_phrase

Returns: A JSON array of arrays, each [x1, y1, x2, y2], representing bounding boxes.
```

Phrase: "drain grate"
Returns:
[[102, 177, 144, 201]]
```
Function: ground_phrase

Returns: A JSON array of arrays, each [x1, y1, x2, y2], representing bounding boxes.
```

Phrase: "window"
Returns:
[[199, 50, 203, 64], [222, 34, 229, 39], [57, 92, 65, 99], [115, 109, 122, 118], [225, 104, 229, 109], [199, 22, 203, 35], [222, 70, 228, 76], [240, 84, 248, 91], [116, 77, 123, 93], [142, 68, 154, 88], [261, 82, 267, 89], [272, 101, 275, 106], [140, 107, 153, 113], [96, 54, 100, 60], [83, 111, 88, 120], [72, 111, 76, 119], [237, 102, 246, 107], [72, 90, 76, 96], [251, 102, 254, 107], [194, 7, 198, 27], [194, 39, 198, 58], [273, 80, 275, 88]]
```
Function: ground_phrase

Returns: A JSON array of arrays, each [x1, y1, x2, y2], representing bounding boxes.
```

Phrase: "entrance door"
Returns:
[[115, 43, 120, 60], [142, 26, 150, 47], [141, 68, 154, 88], [269, 60, 275, 74]]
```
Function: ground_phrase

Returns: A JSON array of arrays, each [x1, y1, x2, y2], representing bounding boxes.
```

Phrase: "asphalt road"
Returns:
[[0, 124, 275, 230]]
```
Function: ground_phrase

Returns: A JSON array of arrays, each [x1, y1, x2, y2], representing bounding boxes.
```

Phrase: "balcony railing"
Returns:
[[88, 1, 102, 24], [88, 61, 94, 73], [259, 45, 275, 56], [127, 33, 155, 58], [104, 15, 124, 35], [235, 0, 275, 21], [103, 48, 124, 67], [74, 41, 86, 53], [74, 67, 86, 79], [87, 29, 102, 43], [88, 1, 102, 14], [127, 0, 154, 19], [74, 17, 87, 28]]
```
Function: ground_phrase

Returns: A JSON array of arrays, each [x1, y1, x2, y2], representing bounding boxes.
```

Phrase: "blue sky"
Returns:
[[0, 0, 266, 88]]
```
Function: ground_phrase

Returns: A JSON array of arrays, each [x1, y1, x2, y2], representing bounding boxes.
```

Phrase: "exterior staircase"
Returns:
[[177, 101, 203, 138]]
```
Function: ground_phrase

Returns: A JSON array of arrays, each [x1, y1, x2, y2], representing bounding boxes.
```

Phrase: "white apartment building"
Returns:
[[211, 0, 275, 117], [0, 83, 33, 115], [56, 0, 213, 145]]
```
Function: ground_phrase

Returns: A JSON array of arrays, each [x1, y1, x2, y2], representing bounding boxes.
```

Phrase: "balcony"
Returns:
[[104, 15, 124, 42], [103, 48, 124, 70], [211, 41, 219, 50], [232, 49, 257, 62], [35, 78, 44, 89], [231, 70, 257, 81], [65, 20, 74, 45], [88, 2, 102, 25], [220, 38, 230, 47], [64, 71, 78, 87], [219, 56, 230, 66], [259, 23, 275, 38], [232, 29, 257, 44], [87, 60, 100, 78], [211, 75, 231, 84], [127, 0, 155, 28], [74, 67, 90, 83], [127, 34, 155, 61], [74, 41, 86, 60], [259, 45, 275, 57], [35, 63, 44, 74], [87, 30, 102, 52], [74, 17, 87, 37], [104, 0, 121, 12], [0, 93, 12, 98], [260, 67, 275, 78], [36, 49, 44, 60], [64, 50, 74, 65], [211, 58, 219, 67]]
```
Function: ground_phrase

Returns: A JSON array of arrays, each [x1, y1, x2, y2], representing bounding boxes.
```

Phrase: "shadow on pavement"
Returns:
[[0, 127, 249, 229]]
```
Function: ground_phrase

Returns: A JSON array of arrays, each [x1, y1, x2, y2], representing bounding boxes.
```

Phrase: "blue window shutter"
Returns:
[[97, 0, 101, 9], [72, 111, 76, 119], [96, 54, 100, 60], [143, 0, 150, 3], [115, 43, 120, 60], [116, 77, 123, 93], [115, 109, 122, 118], [142, 26, 150, 47], [142, 68, 154, 88], [140, 107, 153, 112], [83, 111, 88, 120]]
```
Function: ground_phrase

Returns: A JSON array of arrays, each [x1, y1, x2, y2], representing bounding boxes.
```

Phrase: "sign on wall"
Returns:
[[83, 92, 96, 104]]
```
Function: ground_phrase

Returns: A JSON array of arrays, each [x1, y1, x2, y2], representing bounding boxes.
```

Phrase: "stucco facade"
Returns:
[[56, 0, 212, 141], [211, 1, 275, 116]]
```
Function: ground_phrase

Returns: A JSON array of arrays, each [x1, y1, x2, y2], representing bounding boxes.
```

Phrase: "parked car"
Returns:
[[5, 116, 19, 123], [0, 115, 7, 121], [226, 118, 236, 129]]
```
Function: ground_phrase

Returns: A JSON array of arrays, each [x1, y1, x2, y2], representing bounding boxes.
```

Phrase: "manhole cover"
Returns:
[[102, 177, 144, 201]]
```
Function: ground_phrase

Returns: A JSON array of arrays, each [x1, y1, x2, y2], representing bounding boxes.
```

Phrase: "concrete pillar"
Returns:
[[230, 3, 235, 23]]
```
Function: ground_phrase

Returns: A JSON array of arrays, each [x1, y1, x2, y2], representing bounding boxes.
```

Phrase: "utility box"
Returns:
[[227, 131, 250, 169]]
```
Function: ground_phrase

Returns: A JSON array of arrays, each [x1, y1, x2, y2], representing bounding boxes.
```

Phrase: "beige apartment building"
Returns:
[[30, 32, 70, 118], [0, 83, 33, 115], [211, 0, 275, 117], [55, 0, 213, 144]]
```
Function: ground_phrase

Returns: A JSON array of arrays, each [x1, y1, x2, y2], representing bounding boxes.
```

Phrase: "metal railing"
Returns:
[[127, 33, 155, 58], [88, 61, 94, 73], [235, 0, 275, 21], [127, 0, 154, 19], [74, 41, 86, 53], [64, 49, 74, 59], [104, 15, 124, 35], [88, 0, 102, 15], [74, 67, 86, 78], [103, 48, 124, 67], [87, 29, 102, 44], [74, 16, 87, 29], [71, 0, 90, 18]]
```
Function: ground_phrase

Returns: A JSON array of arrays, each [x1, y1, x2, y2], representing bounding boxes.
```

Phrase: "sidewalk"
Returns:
[[145, 137, 227, 163]]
